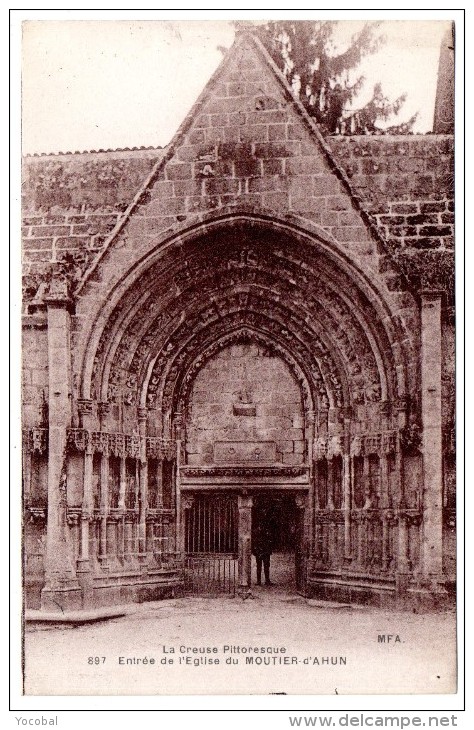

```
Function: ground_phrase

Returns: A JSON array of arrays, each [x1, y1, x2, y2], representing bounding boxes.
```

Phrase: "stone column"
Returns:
[[420, 291, 444, 586], [41, 280, 82, 611], [22, 431, 32, 503], [99, 449, 109, 570], [137, 407, 148, 568], [237, 493, 253, 597], [306, 412, 316, 555], [295, 493, 308, 594], [379, 447, 390, 573], [118, 455, 127, 510], [77, 438, 93, 575], [327, 457, 334, 510], [174, 413, 183, 560], [342, 453, 352, 564], [395, 433, 409, 586], [363, 454, 371, 509]]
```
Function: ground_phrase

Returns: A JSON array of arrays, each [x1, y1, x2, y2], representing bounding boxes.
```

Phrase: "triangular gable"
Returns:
[[75, 31, 392, 295]]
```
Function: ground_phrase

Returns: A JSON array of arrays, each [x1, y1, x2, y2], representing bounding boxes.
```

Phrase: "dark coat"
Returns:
[[252, 524, 273, 557]]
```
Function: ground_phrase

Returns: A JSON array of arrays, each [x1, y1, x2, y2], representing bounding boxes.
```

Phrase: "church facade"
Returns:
[[22, 32, 455, 613]]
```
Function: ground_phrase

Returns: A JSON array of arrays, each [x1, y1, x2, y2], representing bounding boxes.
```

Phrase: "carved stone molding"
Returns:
[[67, 428, 89, 452], [327, 435, 343, 458], [181, 465, 307, 478], [25, 506, 47, 522], [349, 431, 398, 458], [77, 399, 94, 416], [400, 422, 422, 454], [23, 427, 48, 454], [146, 437, 177, 460], [66, 429, 177, 460], [98, 401, 111, 419]]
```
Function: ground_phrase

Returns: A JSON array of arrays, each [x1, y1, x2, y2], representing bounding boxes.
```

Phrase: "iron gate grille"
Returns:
[[184, 494, 238, 596]]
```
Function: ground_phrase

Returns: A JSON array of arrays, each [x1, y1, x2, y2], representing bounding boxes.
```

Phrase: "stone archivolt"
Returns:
[[86, 226, 411, 441]]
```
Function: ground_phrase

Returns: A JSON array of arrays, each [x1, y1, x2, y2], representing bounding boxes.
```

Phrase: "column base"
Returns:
[[41, 583, 84, 612], [237, 587, 254, 600], [76, 558, 91, 574], [98, 556, 110, 572], [395, 572, 410, 594], [138, 553, 149, 574]]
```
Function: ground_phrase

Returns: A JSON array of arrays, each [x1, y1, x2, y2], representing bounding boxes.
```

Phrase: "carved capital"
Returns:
[[137, 406, 148, 423], [314, 436, 327, 459], [77, 399, 94, 416], [350, 435, 363, 457], [364, 434, 381, 455], [67, 428, 90, 452], [381, 431, 397, 455], [400, 422, 422, 454], [181, 494, 195, 510], [294, 494, 307, 509], [98, 401, 111, 419], [91, 431, 110, 455], [126, 434, 141, 459], [327, 435, 342, 458], [109, 433, 126, 458], [28, 427, 48, 454]]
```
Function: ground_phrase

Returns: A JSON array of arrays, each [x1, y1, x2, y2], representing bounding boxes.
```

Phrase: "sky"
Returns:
[[21, 18, 451, 154]]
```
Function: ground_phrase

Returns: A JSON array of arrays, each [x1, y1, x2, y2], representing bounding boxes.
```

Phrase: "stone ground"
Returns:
[[24, 555, 457, 697]]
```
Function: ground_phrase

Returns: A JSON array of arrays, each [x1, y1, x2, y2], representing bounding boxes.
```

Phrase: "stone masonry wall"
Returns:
[[328, 135, 454, 294], [186, 344, 304, 466], [22, 323, 48, 427], [21, 149, 164, 299]]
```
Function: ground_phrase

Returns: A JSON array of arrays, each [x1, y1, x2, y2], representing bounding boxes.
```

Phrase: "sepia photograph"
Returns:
[[15, 9, 461, 710]]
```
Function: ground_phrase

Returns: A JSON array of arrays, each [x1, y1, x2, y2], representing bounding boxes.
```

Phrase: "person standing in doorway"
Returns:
[[252, 520, 274, 586]]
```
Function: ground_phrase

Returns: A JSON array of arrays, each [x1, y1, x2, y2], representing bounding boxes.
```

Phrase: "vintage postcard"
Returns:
[[16, 11, 461, 708]]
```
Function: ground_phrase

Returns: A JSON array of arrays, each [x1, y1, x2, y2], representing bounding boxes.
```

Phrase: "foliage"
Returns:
[[253, 21, 417, 135]]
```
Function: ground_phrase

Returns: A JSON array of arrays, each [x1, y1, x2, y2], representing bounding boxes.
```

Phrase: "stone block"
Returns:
[[145, 198, 186, 216], [204, 178, 240, 196], [268, 124, 288, 141], [165, 163, 193, 181], [276, 441, 293, 454], [420, 201, 447, 214], [24, 250, 53, 262], [188, 129, 206, 144], [247, 110, 287, 125], [282, 452, 303, 465], [313, 177, 340, 196], [288, 124, 307, 141], [263, 159, 284, 176], [338, 211, 362, 227], [331, 227, 369, 243], [248, 177, 280, 193], [56, 237, 90, 249], [441, 212, 454, 224], [239, 125, 268, 143], [419, 225, 452, 237], [23, 238, 54, 250], [234, 158, 262, 178], [173, 179, 203, 197], [327, 196, 351, 211], [227, 82, 246, 96], [291, 195, 327, 215], [222, 126, 240, 143], [253, 142, 296, 159], [210, 113, 229, 127], [262, 191, 289, 210], [194, 114, 210, 128], [31, 225, 70, 237], [286, 157, 324, 176]]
